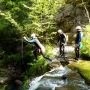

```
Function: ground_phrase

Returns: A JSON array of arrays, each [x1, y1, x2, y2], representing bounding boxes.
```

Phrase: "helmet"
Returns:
[[31, 33, 36, 38], [58, 29, 63, 34], [75, 26, 82, 31]]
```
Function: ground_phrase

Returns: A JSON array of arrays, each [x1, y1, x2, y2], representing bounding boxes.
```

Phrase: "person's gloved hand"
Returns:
[[23, 36, 27, 40]]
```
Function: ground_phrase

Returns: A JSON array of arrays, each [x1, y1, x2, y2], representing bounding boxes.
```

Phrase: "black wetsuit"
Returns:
[[58, 33, 66, 57], [75, 31, 83, 59]]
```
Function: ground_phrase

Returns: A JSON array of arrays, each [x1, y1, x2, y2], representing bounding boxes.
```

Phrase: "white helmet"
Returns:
[[75, 26, 82, 31], [31, 33, 36, 38], [58, 29, 63, 34]]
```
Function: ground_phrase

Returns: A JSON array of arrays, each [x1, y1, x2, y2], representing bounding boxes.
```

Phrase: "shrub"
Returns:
[[81, 25, 90, 59]]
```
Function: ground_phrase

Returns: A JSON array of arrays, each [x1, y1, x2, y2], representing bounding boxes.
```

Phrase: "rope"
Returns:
[[21, 38, 23, 62]]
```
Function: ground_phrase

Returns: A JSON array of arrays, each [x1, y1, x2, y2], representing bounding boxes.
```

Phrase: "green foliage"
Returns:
[[0, 0, 65, 89], [45, 44, 55, 58], [0, 0, 64, 54], [25, 56, 49, 77], [0, 85, 6, 90], [21, 79, 30, 90], [81, 25, 90, 58], [24, 44, 54, 77]]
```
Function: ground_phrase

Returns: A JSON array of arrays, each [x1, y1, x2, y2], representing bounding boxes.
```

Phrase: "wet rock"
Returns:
[[55, 85, 81, 90], [15, 80, 22, 85], [61, 75, 67, 80], [56, 4, 88, 32], [36, 86, 51, 90], [49, 59, 61, 69]]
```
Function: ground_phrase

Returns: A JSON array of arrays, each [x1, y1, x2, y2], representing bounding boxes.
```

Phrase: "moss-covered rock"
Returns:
[[68, 60, 90, 82]]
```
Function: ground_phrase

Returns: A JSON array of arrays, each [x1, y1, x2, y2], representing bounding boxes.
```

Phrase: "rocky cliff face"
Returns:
[[55, 3, 89, 43], [56, 4, 88, 32]]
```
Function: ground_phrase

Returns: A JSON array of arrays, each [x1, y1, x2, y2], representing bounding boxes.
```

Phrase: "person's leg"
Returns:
[[59, 43, 62, 55], [75, 46, 77, 59], [41, 52, 52, 62], [77, 46, 80, 59], [62, 44, 65, 57], [60, 43, 63, 56], [75, 45, 79, 60]]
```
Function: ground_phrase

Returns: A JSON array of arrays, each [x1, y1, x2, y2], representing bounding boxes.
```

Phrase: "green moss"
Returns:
[[68, 60, 90, 81]]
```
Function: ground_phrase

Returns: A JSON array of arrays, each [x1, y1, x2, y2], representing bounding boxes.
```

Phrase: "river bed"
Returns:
[[28, 66, 90, 90]]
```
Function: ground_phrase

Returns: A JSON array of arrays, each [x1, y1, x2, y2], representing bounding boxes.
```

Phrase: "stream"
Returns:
[[28, 66, 90, 90], [28, 46, 90, 90]]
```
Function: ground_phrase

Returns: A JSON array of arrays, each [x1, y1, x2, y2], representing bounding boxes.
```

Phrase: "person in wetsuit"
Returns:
[[23, 33, 52, 62], [57, 29, 66, 57], [75, 26, 83, 60]]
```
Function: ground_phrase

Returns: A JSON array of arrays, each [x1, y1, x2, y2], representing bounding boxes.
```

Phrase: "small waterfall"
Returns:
[[28, 66, 71, 90], [29, 75, 44, 90], [28, 65, 90, 90], [28, 46, 90, 90]]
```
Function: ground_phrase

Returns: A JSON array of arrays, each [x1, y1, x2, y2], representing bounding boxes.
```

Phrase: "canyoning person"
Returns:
[[57, 29, 66, 57], [75, 26, 83, 60], [23, 33, 52, 62]]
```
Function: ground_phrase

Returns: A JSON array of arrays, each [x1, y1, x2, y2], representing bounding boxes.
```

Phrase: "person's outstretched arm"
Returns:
[[23, 36, 35, 43]]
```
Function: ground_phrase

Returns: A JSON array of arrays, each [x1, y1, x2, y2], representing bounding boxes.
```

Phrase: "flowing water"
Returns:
[[27, 45, 90, 90], [28, 66, 90, 90]]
